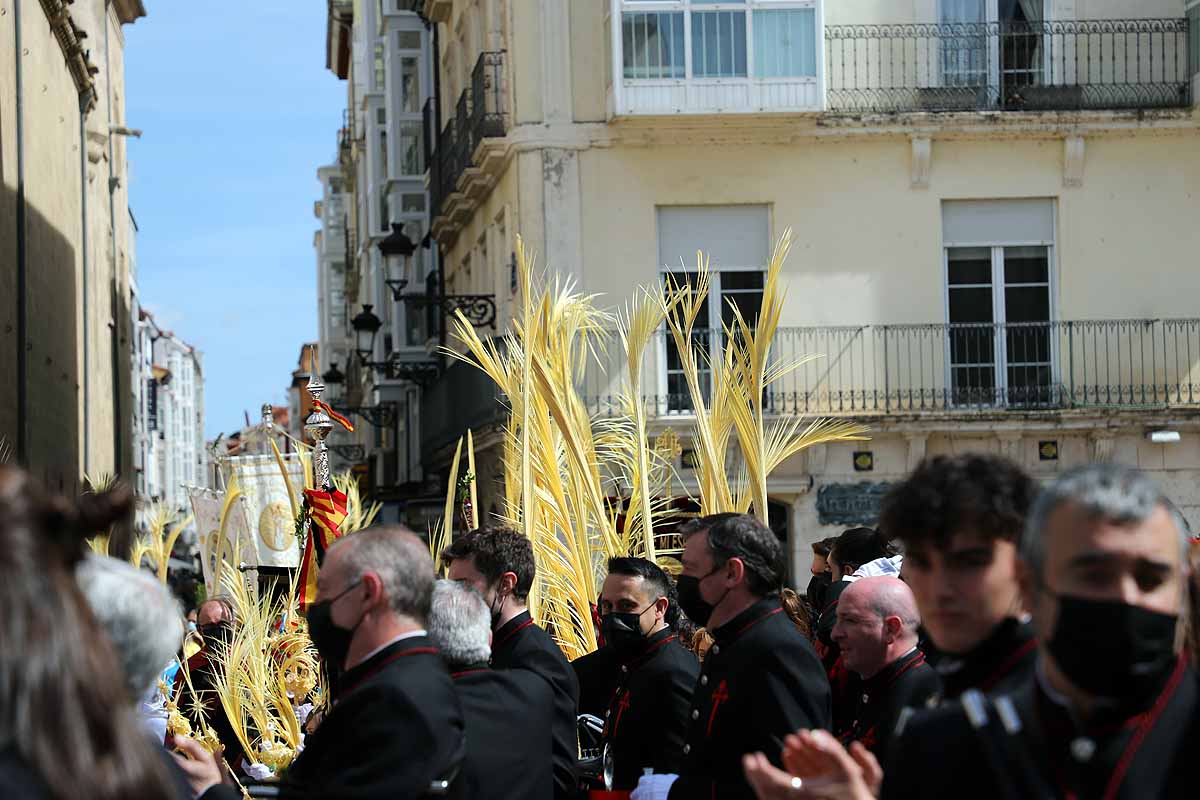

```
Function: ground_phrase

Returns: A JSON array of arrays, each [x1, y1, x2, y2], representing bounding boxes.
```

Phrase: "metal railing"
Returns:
[[578, 319, 1200, 418], [428, 51, 509, 221], [826, 19, 1192, 113]]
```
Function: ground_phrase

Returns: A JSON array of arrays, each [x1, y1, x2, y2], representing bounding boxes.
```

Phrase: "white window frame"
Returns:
[[615, 0, 823, 91], [942, 234, 1059, 407]]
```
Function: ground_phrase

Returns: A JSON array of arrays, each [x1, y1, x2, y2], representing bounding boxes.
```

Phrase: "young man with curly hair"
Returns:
[[879, 453, 1038, 701]]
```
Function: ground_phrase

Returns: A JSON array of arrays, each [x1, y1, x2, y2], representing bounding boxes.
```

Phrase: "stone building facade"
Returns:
[[0, 0, 146, 492]]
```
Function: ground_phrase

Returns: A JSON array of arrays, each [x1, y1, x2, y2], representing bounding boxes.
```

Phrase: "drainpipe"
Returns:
[[104, 0, 124, 476], [80, 83, 94, 475], [13, 0, 28, 464]]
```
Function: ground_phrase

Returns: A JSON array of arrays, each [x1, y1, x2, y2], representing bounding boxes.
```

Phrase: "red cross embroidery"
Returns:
[[610, 690, 633, 738], [707, 680, 730, 737]]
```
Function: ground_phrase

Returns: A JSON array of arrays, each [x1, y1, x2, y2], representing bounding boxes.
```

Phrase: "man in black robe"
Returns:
[[181, 526, 465, 800], [597, 557, 698, 791], [878, 454, 1039, 701], [442, 527, 579, 799], [428, 579, 553, 800], [632, 513, 831, 800], [831, 576, 939, 759]]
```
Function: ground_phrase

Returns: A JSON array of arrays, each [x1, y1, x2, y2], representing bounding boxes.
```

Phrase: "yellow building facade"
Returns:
[[420, 0, 1200, 574]]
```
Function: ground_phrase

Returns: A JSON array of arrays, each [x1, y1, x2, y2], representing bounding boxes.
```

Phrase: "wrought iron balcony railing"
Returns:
[[826, 18, 1192, 114], [428, 51, 509, 222], [579, 319, 1200, 418]]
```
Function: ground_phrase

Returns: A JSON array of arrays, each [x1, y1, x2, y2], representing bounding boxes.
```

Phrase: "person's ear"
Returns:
[[361, 572, 385, 610], [883, 614, 903, 643], [726, 557, 746, 587], [499, 571, 518, 597], [655, 594, 669, 621]]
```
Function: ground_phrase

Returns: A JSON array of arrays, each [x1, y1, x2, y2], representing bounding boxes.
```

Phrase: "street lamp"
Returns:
[[322, 362, 345, 386], [379, 223, 417, 301], [351, 304, 383, 366]]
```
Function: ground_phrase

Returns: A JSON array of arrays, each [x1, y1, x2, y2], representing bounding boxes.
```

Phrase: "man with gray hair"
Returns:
[[76, 554, 185, 734], [882, 463, 1199, 800], [830, 576, 939, 759], [178, 526, 466, 800], [428, 579, 554, 800]]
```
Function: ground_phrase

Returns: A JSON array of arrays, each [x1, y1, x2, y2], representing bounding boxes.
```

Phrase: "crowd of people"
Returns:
[[1, 453, 1198, 799]]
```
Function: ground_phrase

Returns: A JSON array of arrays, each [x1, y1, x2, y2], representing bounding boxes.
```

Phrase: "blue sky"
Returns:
[[125, 2, 344, 438]]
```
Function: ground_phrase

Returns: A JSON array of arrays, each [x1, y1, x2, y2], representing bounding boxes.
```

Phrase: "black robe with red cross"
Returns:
[[882, 656, 1200, 800], [835, 647, 940, 760], [601, 627, 699, 791], [668, 597, 831, 800]]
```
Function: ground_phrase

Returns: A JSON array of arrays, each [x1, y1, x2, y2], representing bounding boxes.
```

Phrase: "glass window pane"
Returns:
[[398, 31, 421, 50], [947, 248, 992, 285], [401, 193, 426, 213], [753, 9, 816, 78], [1004, 285, 1049, 323], [719, 271, 764, 290], [948, 287, 994, 324], [692, 11, 747, 78], [399, 57, 421, 113], [397, 121, 423, 174], [1003, 246, 1049, 284], [623, 12, 686, 80]]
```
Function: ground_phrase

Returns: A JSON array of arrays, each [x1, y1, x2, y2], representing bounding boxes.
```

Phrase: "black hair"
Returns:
[[607, 556, 678, 626], [680, 512, 783, 596], [441, 526, 536, 600], [879, 454, 1036, 549], [811, 537, 835, 557], [829, 527, 893, 574]]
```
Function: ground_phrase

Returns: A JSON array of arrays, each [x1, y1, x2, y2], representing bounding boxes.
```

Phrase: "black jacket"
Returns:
[[669, 597, 831, 800], [572, 645, 621, 719], [927, 616, 1037, 703], [836, 648, 940, 759], [602, 628, 699, 790], [883, 657, 1200, 800], [450, 664, 554, 800], [276, 636, 464, 799], [490, 611, 580, 799]]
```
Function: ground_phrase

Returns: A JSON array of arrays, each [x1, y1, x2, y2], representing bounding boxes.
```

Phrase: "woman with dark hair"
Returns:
[[0, 466, 179, 800]]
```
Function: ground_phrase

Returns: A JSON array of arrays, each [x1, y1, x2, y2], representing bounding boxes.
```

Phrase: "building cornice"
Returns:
[[111, 0, 147, 25]]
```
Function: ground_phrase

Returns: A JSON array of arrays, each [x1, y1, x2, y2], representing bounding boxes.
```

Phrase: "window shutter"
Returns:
[[942, 199, 1054, 246], [657, 205, 770, 270]]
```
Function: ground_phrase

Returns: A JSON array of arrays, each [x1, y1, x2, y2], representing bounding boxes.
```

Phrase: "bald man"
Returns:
[[831, 576, 940, 759]]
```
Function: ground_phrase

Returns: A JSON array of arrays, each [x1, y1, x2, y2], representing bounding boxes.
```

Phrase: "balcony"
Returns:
[[612, 2, 823, 116], [826, 19, 1192, 114], [419, 350, 508, 467], [429, 51, 509, 242], [579, 319, 1200, 419]]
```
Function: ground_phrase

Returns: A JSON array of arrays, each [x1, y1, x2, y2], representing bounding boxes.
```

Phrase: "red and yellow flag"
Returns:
[[297, 488, 349, 611], [312, 399, 355, 433]]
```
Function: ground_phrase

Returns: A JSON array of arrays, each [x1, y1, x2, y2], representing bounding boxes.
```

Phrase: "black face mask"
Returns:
[[1046, 593, 1178, 704], [601, 603, 658, 653], [306, 580, 363, 670], [198, 622, 233, 651], [677, 566, 727, 628], [807, 573, 832, 608]]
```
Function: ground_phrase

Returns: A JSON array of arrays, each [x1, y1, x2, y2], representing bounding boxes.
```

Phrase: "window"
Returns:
[[399, 56, 421, 113], [623, 11, 685, 79], [943, 199, 1054, 407], [657, 205, 769, 412], [374, 41, 386, 90], [397, 121, 423, 175], [940, 0, 1044, 94], [622, 1, 817, 81]]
